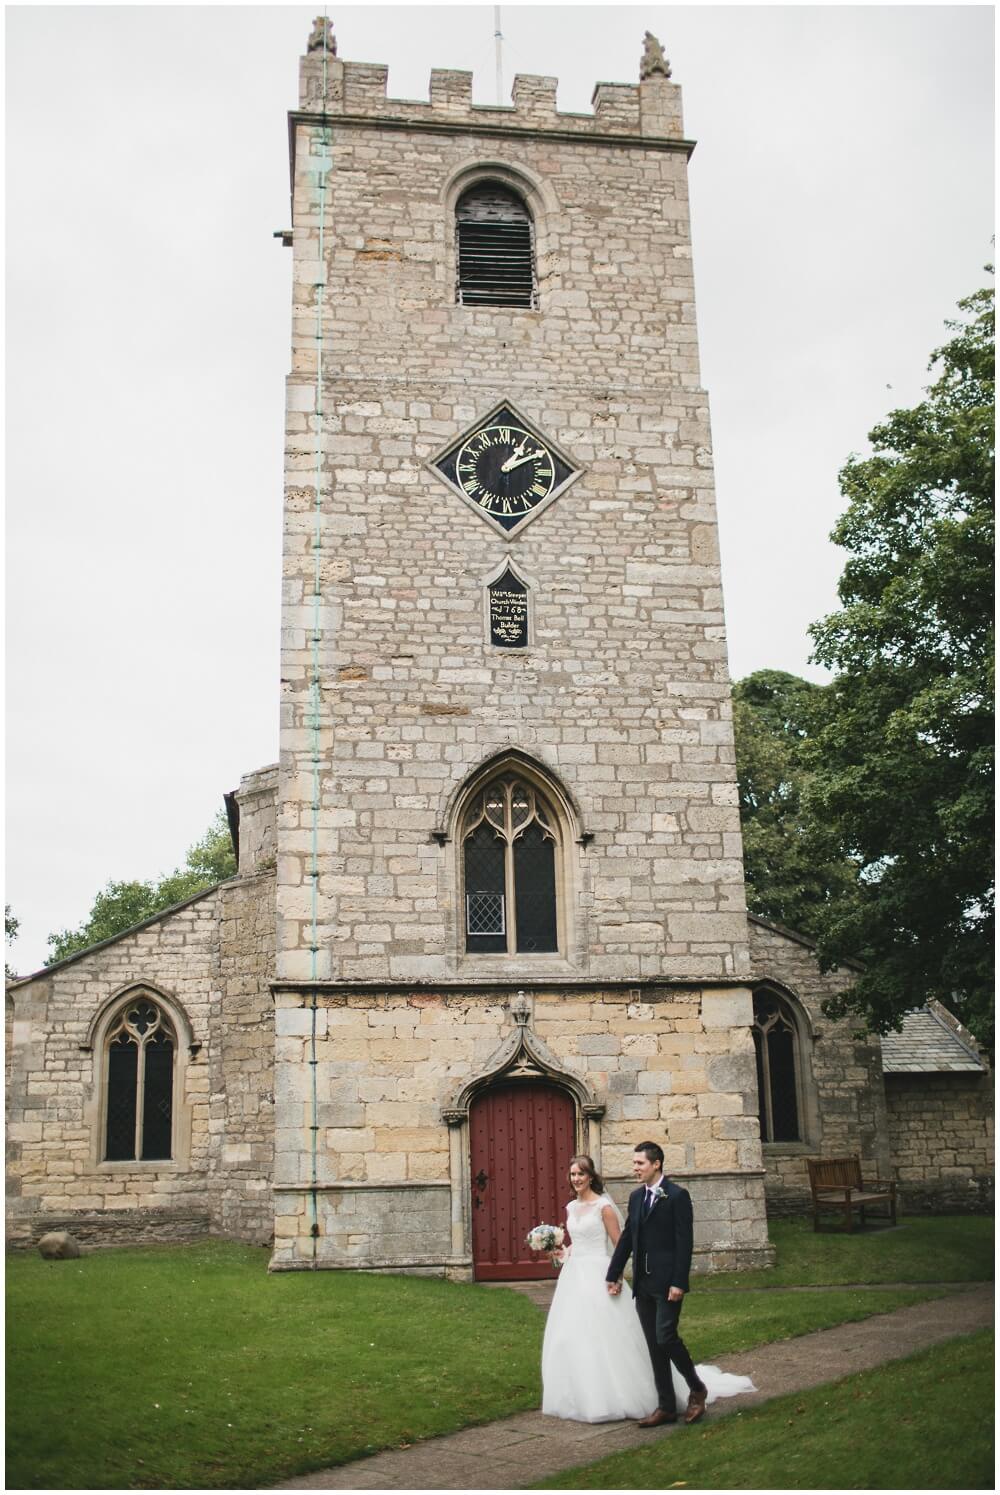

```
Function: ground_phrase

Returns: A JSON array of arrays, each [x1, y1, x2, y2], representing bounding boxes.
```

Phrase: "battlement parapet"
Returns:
[[299, 54, 684, 141]]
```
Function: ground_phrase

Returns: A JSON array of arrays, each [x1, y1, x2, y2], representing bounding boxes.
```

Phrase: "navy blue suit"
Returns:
[[606, 1177, 703, 1415]]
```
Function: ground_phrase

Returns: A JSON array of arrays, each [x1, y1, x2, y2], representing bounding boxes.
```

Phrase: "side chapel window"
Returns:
[[752, 989, 801, 1143], [104, 998, 175, 1161], [456, 185, 537, 309], [463, 777, 559, 954]]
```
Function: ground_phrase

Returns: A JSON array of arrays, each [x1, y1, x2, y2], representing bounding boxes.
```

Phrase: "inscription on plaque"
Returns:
[[489, 568, 529, 649]]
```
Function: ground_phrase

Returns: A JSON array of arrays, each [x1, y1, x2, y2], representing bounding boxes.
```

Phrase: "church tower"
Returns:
[[272, 21, 772, 1274]]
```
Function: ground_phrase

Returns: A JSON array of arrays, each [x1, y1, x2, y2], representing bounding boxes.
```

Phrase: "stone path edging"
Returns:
[[276, 1282, 993, 1491]]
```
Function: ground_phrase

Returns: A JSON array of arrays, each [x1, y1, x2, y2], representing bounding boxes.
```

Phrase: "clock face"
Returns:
[[432, 405, 578, 534]]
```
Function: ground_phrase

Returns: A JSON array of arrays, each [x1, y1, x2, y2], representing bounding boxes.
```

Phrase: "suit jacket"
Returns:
[[605, 1178, 694, 1297]]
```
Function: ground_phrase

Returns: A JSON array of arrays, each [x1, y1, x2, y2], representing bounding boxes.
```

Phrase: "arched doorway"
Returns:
[[469, 1081, 576, 1280]]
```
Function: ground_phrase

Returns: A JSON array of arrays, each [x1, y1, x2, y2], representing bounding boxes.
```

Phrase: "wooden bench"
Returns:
[[807, 1156, 897, 1232]]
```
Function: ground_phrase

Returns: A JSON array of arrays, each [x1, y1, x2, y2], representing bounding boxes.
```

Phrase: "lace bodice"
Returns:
[[566, 1195, 618, 1258]]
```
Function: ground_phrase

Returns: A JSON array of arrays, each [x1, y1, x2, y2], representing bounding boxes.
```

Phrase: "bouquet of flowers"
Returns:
[[526, 1223, 565, 1264]]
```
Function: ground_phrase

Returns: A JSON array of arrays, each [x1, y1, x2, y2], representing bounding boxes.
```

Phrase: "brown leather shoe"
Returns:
[[637, 1408, 678, 1427], [684, 1386, 708, 1424]]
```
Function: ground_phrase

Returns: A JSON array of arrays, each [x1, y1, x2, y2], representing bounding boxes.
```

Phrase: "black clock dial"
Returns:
[[457, 423, 554, 516], [434, 406, 576, 533]]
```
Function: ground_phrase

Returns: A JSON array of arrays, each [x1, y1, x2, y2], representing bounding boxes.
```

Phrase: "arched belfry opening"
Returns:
[[455, 183, 537, 309]]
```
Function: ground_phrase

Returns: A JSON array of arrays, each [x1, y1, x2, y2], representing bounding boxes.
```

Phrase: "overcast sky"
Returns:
[[5, 3, 994, 975]]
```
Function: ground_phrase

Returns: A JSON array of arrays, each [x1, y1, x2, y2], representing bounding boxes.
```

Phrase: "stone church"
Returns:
[[6, 26, 991, 1271]]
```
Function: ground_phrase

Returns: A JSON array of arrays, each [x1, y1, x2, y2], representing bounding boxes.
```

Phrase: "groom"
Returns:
[[606, 1140, 708, 1428]]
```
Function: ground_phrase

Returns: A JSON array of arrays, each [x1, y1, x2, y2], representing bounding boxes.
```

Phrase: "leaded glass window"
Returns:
[[753, 990, 800, 1143], [104, 999, 175, 1161], [462, 777, 558, 954]]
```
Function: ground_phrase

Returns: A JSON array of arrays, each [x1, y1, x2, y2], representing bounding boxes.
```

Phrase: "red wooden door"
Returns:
[[469, 1082, 577, 1280]]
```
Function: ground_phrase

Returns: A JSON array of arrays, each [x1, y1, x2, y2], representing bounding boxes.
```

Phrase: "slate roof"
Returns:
[[880, 1003, 986, 1073]]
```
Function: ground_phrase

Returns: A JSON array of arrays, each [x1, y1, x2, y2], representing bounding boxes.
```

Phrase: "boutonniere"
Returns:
[[649, 1184, 668, 1205]]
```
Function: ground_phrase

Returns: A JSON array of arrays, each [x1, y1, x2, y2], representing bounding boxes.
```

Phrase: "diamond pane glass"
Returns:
[[510, 783, 531, 830], [484, 791, 505, 831], [467, 892, 505, 935], [141, 1032, 174, 1160], [105, 1033, 138, 1160], [465, 822, 506, 953], [753, 1029, 768, 1141], [767, 1025, 799, 1141], [513, 822, 557, 953]]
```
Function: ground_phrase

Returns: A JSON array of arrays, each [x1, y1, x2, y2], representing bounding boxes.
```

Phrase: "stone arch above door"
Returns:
[[441, 1001, 605, 1125]]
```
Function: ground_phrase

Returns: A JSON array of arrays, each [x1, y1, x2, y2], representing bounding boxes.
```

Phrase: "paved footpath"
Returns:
[[277, 1282, 992, 1491]]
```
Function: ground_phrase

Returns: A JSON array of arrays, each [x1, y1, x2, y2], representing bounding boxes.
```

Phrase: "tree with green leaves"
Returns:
[[733, 670, 860, 940], [5, 905, 20, 980], [46, 810, 237, 965], [805, 278, 994, 1047]]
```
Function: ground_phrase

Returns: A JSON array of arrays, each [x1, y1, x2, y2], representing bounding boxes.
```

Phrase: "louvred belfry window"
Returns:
[[456, 186, 537, 309], [752, 990, 801, 1143], [104, 999, 175, 1161], [463, 777, 558, 953]]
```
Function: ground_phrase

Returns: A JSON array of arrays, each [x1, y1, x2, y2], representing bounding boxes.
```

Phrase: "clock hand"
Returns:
[[499, 437, 530, 472], [501, 448, 544, 473]]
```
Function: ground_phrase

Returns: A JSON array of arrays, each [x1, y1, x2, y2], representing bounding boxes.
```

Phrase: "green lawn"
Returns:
[[534, 1331, 995, 1489], [681, 1286, 943, 1359], [6, 1241, 546, 1490], [699, 1214, 993, 1290], [5, 1215, 992, 1490]]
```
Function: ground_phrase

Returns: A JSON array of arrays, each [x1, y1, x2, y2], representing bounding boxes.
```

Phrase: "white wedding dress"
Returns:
[[541, 1195, 756, 1423]]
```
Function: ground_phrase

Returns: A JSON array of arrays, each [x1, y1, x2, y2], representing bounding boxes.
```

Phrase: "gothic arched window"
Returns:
[[752, 988, 803, 1143], [104, 997, 176, 1161], [456, 184, 537, 309], [462, 776, 560, 954]]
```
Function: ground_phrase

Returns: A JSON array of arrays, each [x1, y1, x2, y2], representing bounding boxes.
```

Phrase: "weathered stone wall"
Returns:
[[271, 40, 770, 1274], [6, 891, 222, 1248], [277, 59, 749, 988], [6, 787, 277, 1250], [747, 917, 892, 1215], [270, 985, 771, 1274], [213, 871, 277, 1244], [885, 1072, 994, 1214], [232, 764, 279, 876]]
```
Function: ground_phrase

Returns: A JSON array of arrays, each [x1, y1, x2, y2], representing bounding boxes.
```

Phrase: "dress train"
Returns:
[[541, 1195, 756, 1424]]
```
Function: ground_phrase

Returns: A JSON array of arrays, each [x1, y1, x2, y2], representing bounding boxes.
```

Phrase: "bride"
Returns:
[[541, 1154, 754, 1424]]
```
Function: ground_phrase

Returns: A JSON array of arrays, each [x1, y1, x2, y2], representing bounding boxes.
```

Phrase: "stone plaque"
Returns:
[[489, 569, 529, 648]]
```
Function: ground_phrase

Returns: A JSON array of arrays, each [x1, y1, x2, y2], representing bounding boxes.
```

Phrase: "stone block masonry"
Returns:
[[747, 917, 892, 1216], [6, 768, 277, 1250], [885, 1072, 994, 1214], [277, 50, 749, 988], [271, 30, 771, 1275], [269, 985, 773, 1275]]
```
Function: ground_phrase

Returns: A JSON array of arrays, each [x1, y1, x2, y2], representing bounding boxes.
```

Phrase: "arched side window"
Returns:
[[456, 184, 537, 309], [104, 997, 176, 1161], [752, 988, 804, 1143], [463, 776, 559, 954]]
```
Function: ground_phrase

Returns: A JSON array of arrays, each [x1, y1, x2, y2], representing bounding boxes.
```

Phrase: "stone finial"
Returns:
[[640, 31, 671, 80], [307, 16, 337, 55], [510, 990, 531, 1027]]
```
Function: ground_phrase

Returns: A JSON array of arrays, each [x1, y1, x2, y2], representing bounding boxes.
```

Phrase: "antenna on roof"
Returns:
[[494, 6, 504, 105]]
